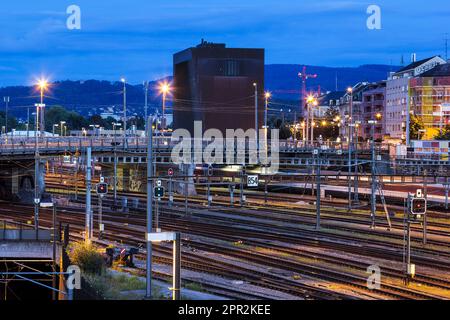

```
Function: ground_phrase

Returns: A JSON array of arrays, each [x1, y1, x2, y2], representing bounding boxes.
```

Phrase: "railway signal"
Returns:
[[96, 182, 108, 195], [154, 186, 165, 198], [168, 168, 174, 177], [410, 197, 427, 215], [208, 165, 213, 177]]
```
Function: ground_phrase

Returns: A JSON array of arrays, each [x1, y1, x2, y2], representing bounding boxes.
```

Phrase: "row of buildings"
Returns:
[[171, 41, 449, 153], [320, 55, 450, 144]]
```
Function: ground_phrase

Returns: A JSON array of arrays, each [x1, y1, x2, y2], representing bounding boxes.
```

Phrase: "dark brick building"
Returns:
[[173, 40, 265, 134]]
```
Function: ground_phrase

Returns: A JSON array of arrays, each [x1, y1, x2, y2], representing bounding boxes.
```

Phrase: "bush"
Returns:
[[69, 242, 105, 275]]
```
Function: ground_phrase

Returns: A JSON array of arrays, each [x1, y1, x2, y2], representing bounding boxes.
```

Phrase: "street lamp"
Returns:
[[112, 122, 122, 204], [159, 82, 170, 131], [264, 92, 271, 130], [121, 78, 127, 137], [253, 83, 259, 145], [60, 121, 66, 137], [37, 79, 48, 137], [52, 124, 59, 137], [347, 87, 354, 211]]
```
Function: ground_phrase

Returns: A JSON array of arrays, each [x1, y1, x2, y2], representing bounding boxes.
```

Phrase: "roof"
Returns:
[[419, 63, 450, 77], [318, 91, 345, 105], [396, 56, 440, 73]]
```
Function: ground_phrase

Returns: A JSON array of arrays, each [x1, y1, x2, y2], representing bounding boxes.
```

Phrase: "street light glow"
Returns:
[[37, 79, 48, 90], [159, 82, 170, 94], [265, 91, 271, 99]]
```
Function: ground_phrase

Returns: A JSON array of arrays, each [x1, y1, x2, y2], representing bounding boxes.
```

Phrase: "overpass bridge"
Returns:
[[0, 136, 447, 202]]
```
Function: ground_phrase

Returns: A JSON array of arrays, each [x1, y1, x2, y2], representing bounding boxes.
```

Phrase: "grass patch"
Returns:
[[184, 282, 205, 292]]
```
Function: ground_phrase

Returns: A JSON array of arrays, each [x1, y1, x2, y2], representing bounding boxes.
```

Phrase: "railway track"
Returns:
[[1, 201, 449, 299]]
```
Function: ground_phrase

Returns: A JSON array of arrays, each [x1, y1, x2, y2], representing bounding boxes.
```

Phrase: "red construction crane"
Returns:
[[298, 66, 318, 116]]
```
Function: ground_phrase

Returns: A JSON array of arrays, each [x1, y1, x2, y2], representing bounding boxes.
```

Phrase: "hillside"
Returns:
[[0, 64, 399, 119]]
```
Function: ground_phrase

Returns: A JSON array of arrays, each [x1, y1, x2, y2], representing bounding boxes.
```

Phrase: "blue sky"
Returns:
[[0, 0, 449, 86]]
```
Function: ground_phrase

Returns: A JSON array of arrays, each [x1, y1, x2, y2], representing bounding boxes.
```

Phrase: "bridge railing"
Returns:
[[0, 135, 395, 155]]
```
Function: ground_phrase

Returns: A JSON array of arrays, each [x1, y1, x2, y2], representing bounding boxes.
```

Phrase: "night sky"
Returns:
[[1, 0, 449, 86]]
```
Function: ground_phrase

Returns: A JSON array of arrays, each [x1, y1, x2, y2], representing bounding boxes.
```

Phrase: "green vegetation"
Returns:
[[184, 282, 205, 292], [409, 114, 425, 140], [434, 125, 450, 140], [68, 242, 105, 275]]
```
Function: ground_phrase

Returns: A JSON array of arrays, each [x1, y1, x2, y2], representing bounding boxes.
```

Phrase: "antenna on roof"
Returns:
[[335, 72, 338, 91], [445, 33, 448, 61]]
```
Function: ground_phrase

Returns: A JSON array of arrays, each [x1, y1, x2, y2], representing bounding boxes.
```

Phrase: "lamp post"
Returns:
[[347, 87, 353, 211], [60, 121, 66, 137], [34, 79, 47, 233], [37, 80, 47, 137], [368, 119, 377, 228], [159, 82, 170, 132], [306, 95, 316, 146], [3, 97, 9, 139], [253, 83, 259, 146], [144, 81, 149, 131], [311, 100, 318, 145], [52, 124, 59, 137], [121, 78, 127, 136], [112, 122, 122, 205], [264, 92, 271, 158]]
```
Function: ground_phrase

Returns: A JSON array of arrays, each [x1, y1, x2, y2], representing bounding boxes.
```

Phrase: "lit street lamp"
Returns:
[[52, 124, 59, 137], [60, 121, 66, 137], [159, 82, 170, 131], [34, 78, 48, 233]]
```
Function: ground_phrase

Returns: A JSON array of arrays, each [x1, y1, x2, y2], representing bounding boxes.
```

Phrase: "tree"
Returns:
[[434, 125, 450, 140], [44, 105, 88, 132], [0, 111, 19, 132], [268, 116, 292, 139], [409, 114, 424, 140]]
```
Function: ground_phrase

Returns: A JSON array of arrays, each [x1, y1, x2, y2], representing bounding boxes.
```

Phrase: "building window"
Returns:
[[223, 60, 240, 76]]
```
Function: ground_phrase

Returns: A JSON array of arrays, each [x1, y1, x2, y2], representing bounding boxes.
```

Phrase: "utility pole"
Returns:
[[122, 79, 127, 136], [98, 194, 103, 239], [405, 194, 412, 286], [27, 107, 30, 138], [144, 81, 149, 132], [85, 147, 92, 243], [146, 116, 153, 299], [173, 232, 181, 300], [3, 97, 9, 136], [240, 166, 245, 206], [353, 123, 360, 205], [207, 175, 211, 206], [298, 66, 318, 124], [347, 88, 353, 211], [445, 179, 449, 210], [315, 149, 321, 230], [369, 120, 377, 228], [423, 171, 428, 245], [253, 83, 259, 157], [34, 106, 40, 234]]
